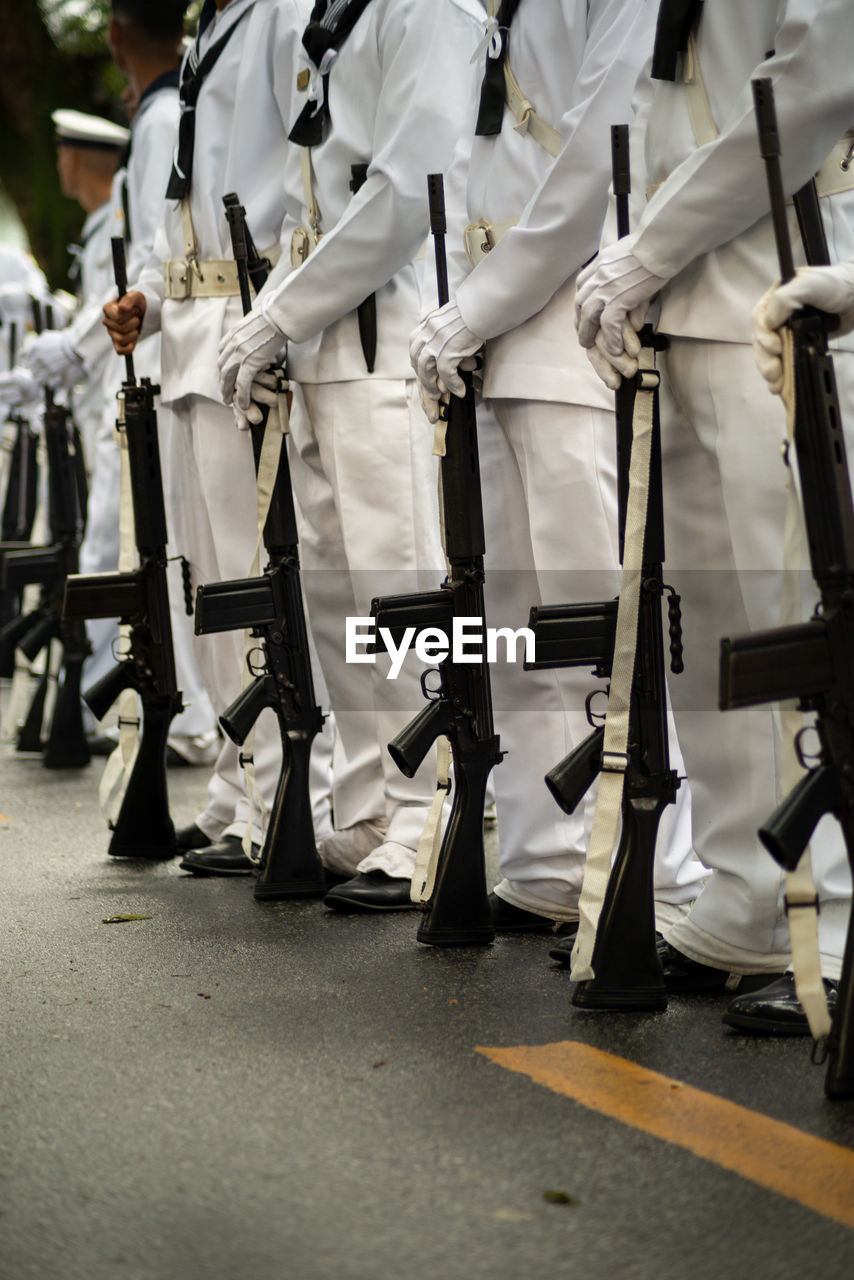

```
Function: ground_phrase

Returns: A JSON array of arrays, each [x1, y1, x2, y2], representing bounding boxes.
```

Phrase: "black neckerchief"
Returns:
[[651, 0, 704, 81], [474, 0, 523, 138], [165, 2, 252, 199], [288, 0, 376, 147]]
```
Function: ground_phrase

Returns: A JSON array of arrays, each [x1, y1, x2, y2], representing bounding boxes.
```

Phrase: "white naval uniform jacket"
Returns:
[[631, 0, 854, 349], [451, 0, 658, 408], [257, 0, 484, 385], [135, 0, 310, 407], [72, 79, 181, 374]]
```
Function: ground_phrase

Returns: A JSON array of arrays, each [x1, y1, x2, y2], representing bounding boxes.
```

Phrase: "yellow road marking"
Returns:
[[477, 1040, 854, 1231]]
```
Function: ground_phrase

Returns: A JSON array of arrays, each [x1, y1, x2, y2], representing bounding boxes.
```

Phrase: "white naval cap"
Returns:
[[51, 109, 130, 152]]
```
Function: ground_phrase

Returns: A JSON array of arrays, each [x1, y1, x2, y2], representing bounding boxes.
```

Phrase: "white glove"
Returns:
[[21, 330, 83, 388], [409, 300, 482, 403], [585, 314, 645, 391], [233, 368, 288, 431], [764, 263, 854, 334], [0, 368, 38, 408], [751, 287, 786, 395], [752, 264, 854, 397], [218, 310, 287, 412], [575, 239, 667, 356]]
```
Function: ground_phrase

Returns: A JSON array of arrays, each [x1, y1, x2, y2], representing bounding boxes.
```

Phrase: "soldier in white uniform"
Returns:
[[216, 0, 488, 910], [408, 0, 706, 937], [20, 109, 128, 728], [103, 0, 340, 871], [575, 0, 854, 1029], [69, 1, 220, 766]]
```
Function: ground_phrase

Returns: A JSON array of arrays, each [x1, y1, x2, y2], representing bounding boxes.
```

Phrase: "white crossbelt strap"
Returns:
[[777, 327, 832, 1041], [98, 394, 140, 824], [682, 32, 718, 148], [570, 346, 659, 982], [238, 377, 291, 860], [482, 0, 561, 159]]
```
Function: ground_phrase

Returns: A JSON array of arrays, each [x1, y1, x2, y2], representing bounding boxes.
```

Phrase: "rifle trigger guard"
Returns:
[[585, 687, 608, 727], [421, 667, 443, 700], [795, 726, 822, 770], [246, 645, 267, 678]]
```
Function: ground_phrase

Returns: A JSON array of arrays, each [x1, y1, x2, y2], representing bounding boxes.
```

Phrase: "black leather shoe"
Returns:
[[175, 823, 214, 853], [658, 939, 735, 993], [658, 938, 785, 995], [723, 973, 838, 1036], [323, 870, 415, 912], [180, 835, 258, 876], [489, 892, 556, 933], [548, 923, 581, 965]]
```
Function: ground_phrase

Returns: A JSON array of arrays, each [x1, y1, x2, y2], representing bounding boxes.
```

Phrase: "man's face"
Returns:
[[56, 145, 78, 201]]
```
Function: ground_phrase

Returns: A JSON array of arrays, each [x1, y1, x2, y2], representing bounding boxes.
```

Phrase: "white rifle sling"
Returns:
[[238, 375, 290, 861], [570, 345, 659, 983], [776, 326, 832, 1041], [98, 391, 141, 824]]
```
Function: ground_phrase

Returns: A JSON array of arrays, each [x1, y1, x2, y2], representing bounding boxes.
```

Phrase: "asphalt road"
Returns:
[[2, 736, 854, 1280]]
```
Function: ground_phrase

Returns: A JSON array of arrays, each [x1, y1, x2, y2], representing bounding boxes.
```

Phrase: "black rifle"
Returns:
[[194, 193, 326, 899], [349, 163, 377, 373], [719, 78, 854, 1099], [523, 125, 684, 1010], [0, 318, 40, 675], [0, 295, 91, 767], [370, 173, 501, 946], [62, 237, 182, 857]]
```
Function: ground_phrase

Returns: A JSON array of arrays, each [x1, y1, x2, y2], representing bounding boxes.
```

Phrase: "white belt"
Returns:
[[163, 244, 281, 300], [463, 216, 518, 268]]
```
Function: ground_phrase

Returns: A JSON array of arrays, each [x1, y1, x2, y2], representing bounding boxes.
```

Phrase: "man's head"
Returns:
[[108, 2, 188, 80], [52, 110, 130, 213]]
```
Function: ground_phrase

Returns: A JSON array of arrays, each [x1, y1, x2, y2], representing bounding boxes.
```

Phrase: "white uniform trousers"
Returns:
[[659, 339, 853, 978], [287, 377, 446, 876], [79, 406, 120, 702], [159, 393, 284, 842], [481, 396, 706, 922]]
